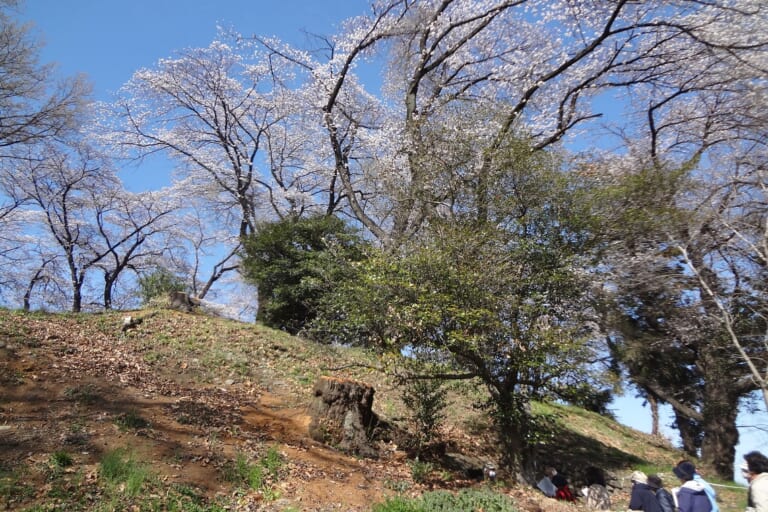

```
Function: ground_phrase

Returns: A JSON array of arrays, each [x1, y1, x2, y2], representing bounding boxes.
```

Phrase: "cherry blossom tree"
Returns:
[[0, 0, 90, 301], [87, 188, 178, 309], [0, 1, 89, 157], [0, 140, 176, 311], [96, 34, 338, 233], [88, 0, 767, 473], [249, 0, 766, 250]]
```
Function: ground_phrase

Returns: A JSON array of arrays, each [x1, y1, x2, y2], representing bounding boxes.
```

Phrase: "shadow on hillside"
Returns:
[[533, 423, 646, 485]]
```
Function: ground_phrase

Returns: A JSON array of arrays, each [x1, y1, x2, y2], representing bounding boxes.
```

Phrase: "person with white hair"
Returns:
[[629, 470, 662, 512], [537, 467, 558, 497]]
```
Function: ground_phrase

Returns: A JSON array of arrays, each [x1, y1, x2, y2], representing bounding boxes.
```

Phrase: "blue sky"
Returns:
[[20, 0, 369, 189], [22, 0, 365, 102], [16, 0, 767, 484]]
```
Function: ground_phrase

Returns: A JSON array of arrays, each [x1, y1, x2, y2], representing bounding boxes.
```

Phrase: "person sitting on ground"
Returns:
[[552, 471, 578, 502], [676, 460, 718, 512], [537, 466, 558, 497], [743, 450, 768, 512], [674, 462, 712, 512], [583, 466, 612, 510], [629, 470, 662, 512], [648, 474, 676, 512]]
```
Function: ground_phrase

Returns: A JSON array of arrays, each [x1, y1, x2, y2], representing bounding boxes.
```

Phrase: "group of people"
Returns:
[[628, 462, 715, 512], [536, 450, 768, 512], [630, 453, 768, 512], [537, 466, 612, 509]]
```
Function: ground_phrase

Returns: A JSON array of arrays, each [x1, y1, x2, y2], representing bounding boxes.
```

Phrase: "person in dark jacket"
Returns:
[[552, 472, 577, 501], [648, 474, 676, 512], [629, 470, 662, 512], [676, 460, 718, 512], [674, 462, 712, 512]]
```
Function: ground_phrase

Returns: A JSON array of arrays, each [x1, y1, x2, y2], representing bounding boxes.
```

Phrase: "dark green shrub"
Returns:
[[401, 377, 448, 451], [241, 215, 367, 335], [138, 268, 186, 304]]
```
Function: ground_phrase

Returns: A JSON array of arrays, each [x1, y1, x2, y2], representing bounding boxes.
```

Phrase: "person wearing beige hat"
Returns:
[[629, 470, 662, 512]]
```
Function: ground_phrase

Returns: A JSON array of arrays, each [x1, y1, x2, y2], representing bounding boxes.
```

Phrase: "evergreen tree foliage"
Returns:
[[590, 159, 765, 477], [241, 215, 367, 335], [138, 268, 187, 304]]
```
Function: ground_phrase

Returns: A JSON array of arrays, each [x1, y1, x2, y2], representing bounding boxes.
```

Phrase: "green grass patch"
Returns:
[[0, 466, 36, 506], [99, 448, 151, 496], [114, 410, 150, 430], [373, 488, 517, 512], [221, 446, 285, 498]]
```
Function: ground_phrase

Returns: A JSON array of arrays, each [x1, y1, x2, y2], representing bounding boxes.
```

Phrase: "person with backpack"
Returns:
[[537, 466, 558, 497], [676, 460, 718, 512], [552, 472, 578, 502], [648, 474, 676, 512]]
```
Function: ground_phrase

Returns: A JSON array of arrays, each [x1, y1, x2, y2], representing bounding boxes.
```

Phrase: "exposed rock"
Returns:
[[121, 315, 143, 332], [442, 451, 488, 479]]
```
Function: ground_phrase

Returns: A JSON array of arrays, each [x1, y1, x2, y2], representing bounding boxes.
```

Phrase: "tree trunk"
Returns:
[[493, 388, 530, 478], [700, 382, 739, 480], [72, 285, 82, 313], [103, 273, 114, 310], [648, 393, 660, 436], [308, 376, 380, 458], [673, 409, 700, 457]]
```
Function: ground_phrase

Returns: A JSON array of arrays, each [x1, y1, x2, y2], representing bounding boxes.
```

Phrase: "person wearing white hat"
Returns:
[[629, 470, 662, 512]]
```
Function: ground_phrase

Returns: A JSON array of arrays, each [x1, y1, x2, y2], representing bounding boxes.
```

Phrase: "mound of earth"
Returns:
[[0, 310, 638, 511]]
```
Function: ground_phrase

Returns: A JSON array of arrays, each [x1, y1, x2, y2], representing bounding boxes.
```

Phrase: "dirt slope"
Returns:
[[0, 308, 744, 511]]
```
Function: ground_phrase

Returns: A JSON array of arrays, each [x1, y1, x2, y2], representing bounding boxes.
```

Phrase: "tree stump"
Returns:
[[308, 376, 379, 458]]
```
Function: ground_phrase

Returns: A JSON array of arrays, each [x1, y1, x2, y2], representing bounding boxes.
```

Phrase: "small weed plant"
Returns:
[[99, 448, 150, 497], [50, 450, 73, 468], [383, 478, 411, 493], [372, 488, 518, 512], [114, 410, 150, 430], [400, 377, 448, 452], [408, 457, 434, 483], [222, 446, 285, 499], [63, 384, 100, 404]]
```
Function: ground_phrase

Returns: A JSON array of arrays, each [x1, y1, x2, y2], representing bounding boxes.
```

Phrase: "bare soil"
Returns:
[[0, 309, 742, 511]]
